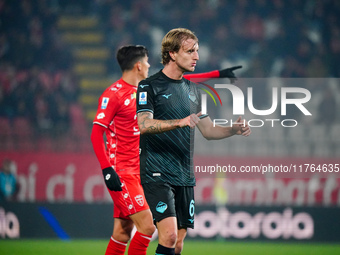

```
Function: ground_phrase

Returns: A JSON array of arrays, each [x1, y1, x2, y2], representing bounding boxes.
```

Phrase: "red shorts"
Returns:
[[108, 174, 149, 219]]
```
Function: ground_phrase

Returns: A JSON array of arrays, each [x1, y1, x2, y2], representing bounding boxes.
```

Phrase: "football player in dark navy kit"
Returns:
[[136, 28, 251, 255]]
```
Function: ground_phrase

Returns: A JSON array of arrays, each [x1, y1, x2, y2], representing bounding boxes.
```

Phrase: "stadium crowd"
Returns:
[[91, 0, 340, 78], [0, 0, 339, 152], [0, 0, 80, 150]]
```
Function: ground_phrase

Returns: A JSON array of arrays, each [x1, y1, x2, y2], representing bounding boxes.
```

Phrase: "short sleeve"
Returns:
[[93, 93, 120, 128], [136, 82, 155, 114]]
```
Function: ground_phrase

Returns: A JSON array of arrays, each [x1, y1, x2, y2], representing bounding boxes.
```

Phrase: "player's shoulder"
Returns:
[[108, 80, 125, 93], [102, 79, 132, 98], [182, 76, 192, 85], [146, 70, 164, 83], [139, 70, 163, 88]]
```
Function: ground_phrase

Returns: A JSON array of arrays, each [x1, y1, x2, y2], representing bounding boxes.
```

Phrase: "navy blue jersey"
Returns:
[[136, 70, 201, 186]]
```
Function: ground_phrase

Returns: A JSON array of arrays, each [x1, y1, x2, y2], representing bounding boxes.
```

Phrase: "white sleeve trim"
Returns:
[[136, 109, 154, 114], [93, 122, 108, 128]]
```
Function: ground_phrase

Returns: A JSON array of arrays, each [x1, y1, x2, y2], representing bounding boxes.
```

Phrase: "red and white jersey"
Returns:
[[93, 79, 139, 176]]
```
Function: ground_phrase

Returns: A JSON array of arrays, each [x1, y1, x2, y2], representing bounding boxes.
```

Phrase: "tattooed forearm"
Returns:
[[147, 119, 180, 133], [138, 112, 150, 132], [137, 112, 181, 134]]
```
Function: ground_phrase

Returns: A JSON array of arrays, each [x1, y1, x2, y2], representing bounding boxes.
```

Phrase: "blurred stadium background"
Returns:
[[0, 0, 340, 254]]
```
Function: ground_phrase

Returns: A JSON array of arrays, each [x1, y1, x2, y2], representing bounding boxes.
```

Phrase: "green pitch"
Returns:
[[1, 240, 340, 255]]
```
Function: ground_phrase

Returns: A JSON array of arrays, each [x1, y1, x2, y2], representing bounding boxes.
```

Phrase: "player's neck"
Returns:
[[162, 64, 184, 80], [121, 70, 140, 87]]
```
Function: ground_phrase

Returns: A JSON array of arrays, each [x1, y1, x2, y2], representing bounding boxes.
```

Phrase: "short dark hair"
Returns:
[[116, 45, 148, 72]]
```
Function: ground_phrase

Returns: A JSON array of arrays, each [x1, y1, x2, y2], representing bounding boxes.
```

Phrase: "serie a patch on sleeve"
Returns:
[[101, 97, 109, 109], [139, 92, 147, 105]]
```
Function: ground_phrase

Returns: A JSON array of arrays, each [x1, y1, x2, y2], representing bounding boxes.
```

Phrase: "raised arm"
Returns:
[[183, 70, 220, 81], [184, 66, 242, 82]]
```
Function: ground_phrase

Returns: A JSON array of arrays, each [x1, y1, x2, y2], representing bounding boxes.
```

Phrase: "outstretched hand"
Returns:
[[232, 116, 251, 136], [179, 112, 202, 128], [219, 65, 242, 83]]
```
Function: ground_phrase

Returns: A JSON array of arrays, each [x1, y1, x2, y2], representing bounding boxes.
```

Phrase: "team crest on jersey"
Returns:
[[135, 195, 144, 206], [139, 92, 147, 105], [188, 91, 198, 104], [101, 97, 109, 109], [131, 92, 136, 99]]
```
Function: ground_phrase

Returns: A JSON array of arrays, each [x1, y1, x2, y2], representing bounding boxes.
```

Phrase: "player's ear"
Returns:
[[169, 51, 176, 62], [136, 61, 142, 71]]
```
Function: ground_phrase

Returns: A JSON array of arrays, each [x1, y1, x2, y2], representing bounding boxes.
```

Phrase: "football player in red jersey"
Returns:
[[91, 45, 155, 255], [91, 44, 242, 255]]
